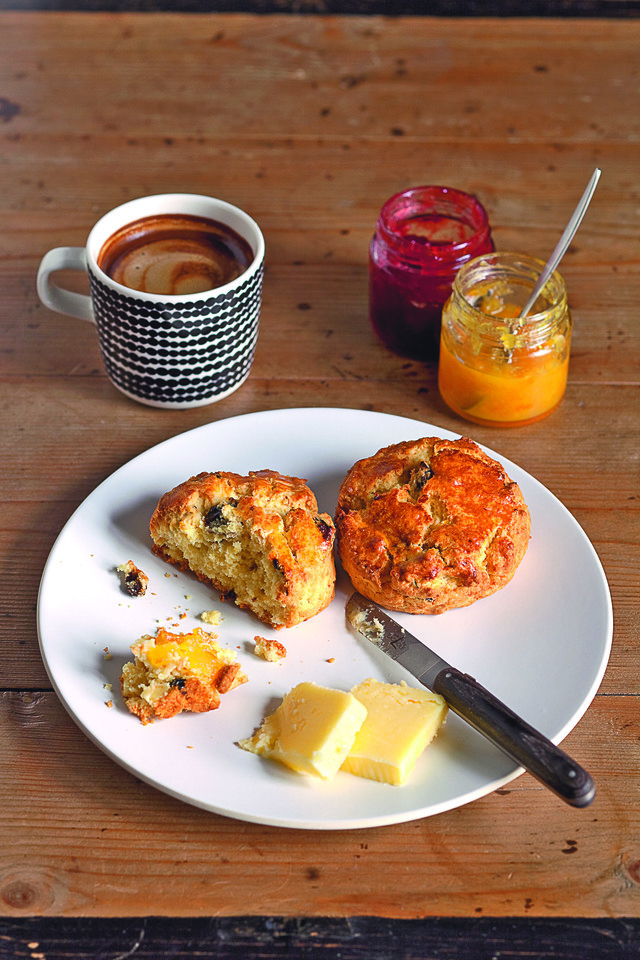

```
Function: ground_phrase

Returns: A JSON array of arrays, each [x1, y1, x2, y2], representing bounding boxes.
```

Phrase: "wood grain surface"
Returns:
[[1, 10, 639, 943]]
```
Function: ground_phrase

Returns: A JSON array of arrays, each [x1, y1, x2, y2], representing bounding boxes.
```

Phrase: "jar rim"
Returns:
[[452, 250, 568, 319], [377, 185, 492, 261]]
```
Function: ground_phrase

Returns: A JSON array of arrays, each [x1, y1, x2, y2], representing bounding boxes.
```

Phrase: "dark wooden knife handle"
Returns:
[[431, 667, 596, 807]]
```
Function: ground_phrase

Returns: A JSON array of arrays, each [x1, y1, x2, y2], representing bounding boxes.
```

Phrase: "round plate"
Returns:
[[37, 408, 612, 829]]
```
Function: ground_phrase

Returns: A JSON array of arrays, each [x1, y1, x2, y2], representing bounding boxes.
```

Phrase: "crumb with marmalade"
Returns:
[[120, 626, 247, 724]]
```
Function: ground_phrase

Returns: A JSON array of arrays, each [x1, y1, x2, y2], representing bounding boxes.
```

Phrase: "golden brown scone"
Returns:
[[150, 470, 336, 629], [335, 437, 530, 615], [120, 626, 247, 725]]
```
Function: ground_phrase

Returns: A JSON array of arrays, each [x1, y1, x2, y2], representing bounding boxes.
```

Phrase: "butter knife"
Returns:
[[346, 592, 596, 808]]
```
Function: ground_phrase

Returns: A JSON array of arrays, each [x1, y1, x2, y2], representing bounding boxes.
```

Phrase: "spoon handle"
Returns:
[[519, 167, 601, 318]]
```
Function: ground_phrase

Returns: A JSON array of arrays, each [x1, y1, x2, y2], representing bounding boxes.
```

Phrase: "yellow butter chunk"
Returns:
[[239, 681, 367, 780], [342, 678, 448, 786]]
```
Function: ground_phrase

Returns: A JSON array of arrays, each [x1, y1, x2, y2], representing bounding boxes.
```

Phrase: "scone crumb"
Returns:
[[105, 700, 113, 708], [254, 635, 287, 662], [117, 560, 149, 597], [201, 609, 223, 626]]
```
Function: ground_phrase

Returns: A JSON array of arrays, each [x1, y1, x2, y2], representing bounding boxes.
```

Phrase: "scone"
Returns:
[[150, 469, 336, 629], [335, 437, 530, 614], [120, 626, 247, 724]]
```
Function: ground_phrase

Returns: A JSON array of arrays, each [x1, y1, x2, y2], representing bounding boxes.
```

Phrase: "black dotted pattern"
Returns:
[[88, 265, 263, 406]]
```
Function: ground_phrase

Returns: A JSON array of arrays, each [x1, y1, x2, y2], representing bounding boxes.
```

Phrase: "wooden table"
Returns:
[[1, 10, 639, 956]]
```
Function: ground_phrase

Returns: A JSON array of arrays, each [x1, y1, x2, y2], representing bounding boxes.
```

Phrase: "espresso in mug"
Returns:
[[97, 213, 254, 296]]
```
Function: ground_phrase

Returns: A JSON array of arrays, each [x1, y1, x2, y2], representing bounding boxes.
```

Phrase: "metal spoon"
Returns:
[[519, 167, 601, 318]]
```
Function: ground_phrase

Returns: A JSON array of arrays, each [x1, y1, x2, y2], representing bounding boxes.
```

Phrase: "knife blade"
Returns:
[[346, 591, 595, 808]]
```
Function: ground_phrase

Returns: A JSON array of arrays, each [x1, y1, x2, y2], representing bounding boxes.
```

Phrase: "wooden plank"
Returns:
[[0, 14, 638, 142], [0, 690, 638, 918], [1, 915, 640, 960]]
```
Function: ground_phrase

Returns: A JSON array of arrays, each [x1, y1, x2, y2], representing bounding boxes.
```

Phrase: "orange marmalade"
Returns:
[[438, 252, 572, 427]]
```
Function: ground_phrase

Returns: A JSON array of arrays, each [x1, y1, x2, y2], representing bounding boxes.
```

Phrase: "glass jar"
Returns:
[[369, 186, 494, 361], [438, 252, 572, 427]]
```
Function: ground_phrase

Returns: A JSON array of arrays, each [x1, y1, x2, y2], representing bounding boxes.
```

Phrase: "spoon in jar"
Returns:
[[519, 167, 601, 319]]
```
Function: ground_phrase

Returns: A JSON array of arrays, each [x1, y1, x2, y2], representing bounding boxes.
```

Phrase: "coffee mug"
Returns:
[[36, 193, 265, 408]]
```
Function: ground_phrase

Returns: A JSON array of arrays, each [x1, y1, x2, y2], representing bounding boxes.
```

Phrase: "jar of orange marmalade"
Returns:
[[438, 252, 572, 427]]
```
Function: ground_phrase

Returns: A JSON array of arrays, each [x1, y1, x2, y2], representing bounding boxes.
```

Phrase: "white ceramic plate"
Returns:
[[37, 408, 612, 830]]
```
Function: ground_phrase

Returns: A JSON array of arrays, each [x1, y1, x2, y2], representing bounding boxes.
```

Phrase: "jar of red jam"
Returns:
[[438, 252, 572, 427], [369, 186, 494, 361]]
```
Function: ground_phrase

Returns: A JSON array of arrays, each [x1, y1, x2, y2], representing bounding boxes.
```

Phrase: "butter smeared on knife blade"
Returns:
[[346, 591, 450, 691]]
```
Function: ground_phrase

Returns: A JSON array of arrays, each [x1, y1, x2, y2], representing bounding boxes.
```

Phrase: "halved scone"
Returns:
[[150, 469, 336, 628]]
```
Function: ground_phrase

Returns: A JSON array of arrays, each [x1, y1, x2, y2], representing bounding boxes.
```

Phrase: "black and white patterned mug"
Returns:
[[36, 194, 265, 408]]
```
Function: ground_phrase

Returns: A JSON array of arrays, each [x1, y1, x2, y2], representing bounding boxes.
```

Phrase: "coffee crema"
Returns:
[[97, 213, 254, 296]]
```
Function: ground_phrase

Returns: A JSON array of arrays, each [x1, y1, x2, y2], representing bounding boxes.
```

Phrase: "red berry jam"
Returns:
[[369, 186, 494, 361]]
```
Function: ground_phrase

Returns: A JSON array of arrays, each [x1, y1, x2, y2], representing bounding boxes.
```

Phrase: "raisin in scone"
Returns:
[[335, 437, 530, 615], [150, 470, 336, 628]]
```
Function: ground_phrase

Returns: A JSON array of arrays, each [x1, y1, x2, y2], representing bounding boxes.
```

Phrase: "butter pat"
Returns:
[[342, 678, 448, 786], [239, 681, 367, 780]]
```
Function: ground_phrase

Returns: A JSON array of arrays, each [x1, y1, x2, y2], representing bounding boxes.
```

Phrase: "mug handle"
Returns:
[[36, 247, 96, 323]]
